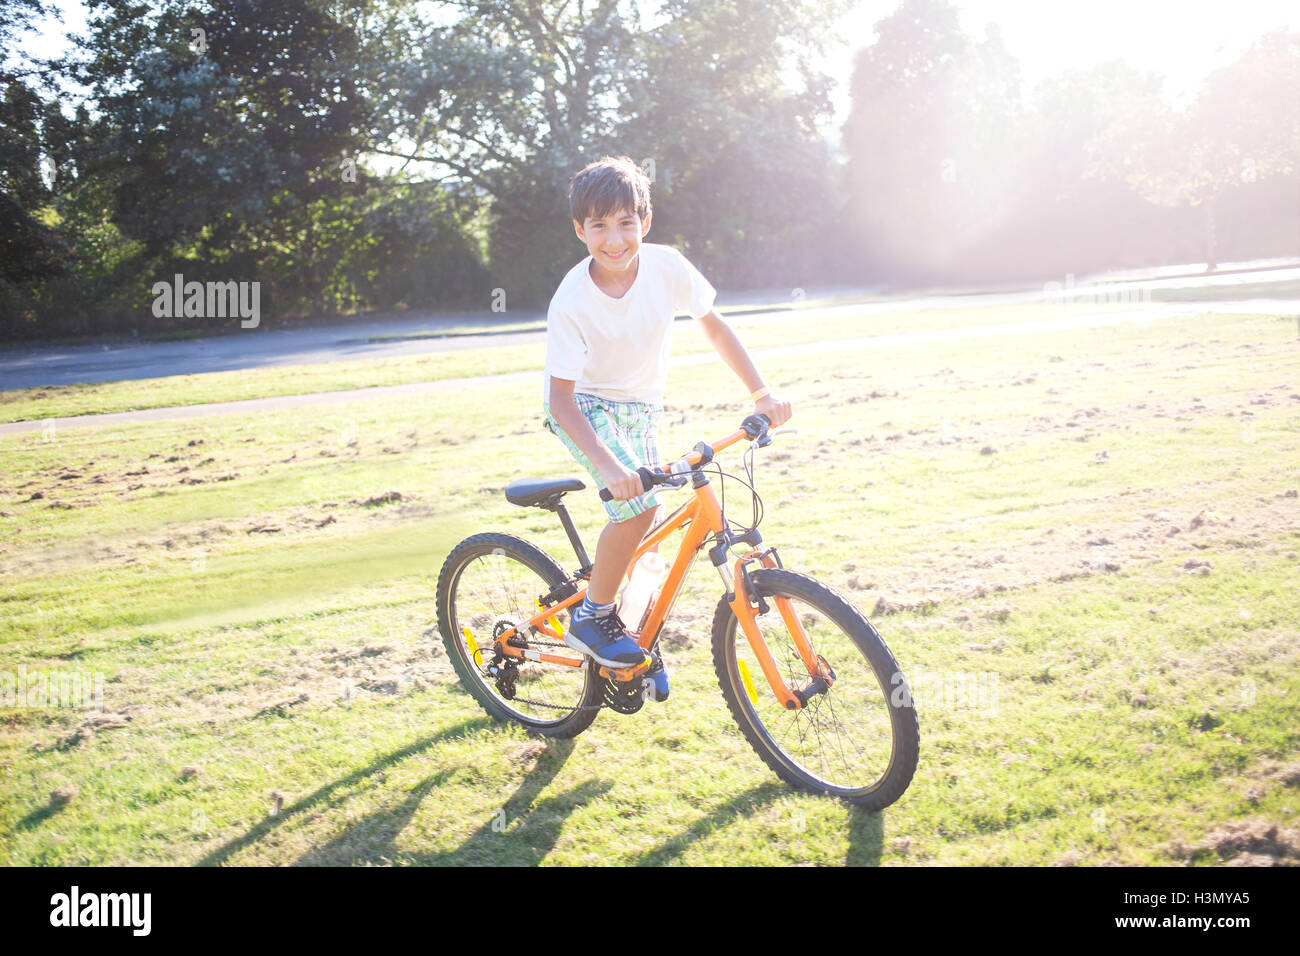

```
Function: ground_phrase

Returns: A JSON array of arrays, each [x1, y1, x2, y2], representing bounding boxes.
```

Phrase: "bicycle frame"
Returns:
[[487, 424, 830, 711]]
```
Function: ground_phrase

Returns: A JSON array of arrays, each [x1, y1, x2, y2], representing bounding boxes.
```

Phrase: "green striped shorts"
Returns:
[[543, 392, 663, 522]]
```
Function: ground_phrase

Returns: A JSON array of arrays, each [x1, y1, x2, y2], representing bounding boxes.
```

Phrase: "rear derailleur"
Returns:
[[487, 656, 519, 700], [485, 616, 526, 699]]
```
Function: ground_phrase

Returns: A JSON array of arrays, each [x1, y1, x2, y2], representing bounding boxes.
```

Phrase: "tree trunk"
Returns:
[[1204, 199, 1217, 272]]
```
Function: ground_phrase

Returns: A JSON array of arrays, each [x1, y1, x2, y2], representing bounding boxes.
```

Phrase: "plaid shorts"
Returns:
[[543, 392, 663, 522]]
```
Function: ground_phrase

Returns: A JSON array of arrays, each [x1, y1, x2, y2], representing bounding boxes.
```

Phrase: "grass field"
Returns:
[[2, 300, 1298, 866]]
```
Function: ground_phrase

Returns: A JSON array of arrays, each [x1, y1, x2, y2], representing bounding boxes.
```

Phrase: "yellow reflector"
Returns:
[[462, 626, 482, 667], [738, 659, 759, 704], [536, 599, 564, 637]]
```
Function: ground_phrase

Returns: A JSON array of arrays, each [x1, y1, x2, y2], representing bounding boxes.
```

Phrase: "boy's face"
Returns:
[[574, 206, 652, 273]]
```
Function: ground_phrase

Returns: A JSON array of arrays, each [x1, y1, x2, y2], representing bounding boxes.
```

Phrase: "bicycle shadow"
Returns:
[[633, 783, 786, 866], [294, 736, 611, 866], [195, 716, 494, 866], [633, 786, 887, 866]]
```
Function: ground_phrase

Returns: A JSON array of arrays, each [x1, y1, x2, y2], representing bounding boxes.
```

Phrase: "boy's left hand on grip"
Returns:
[[755, 393, 792, 429]]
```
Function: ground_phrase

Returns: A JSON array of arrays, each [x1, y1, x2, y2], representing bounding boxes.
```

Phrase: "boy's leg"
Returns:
[[562, 506, 661, 668], [542, 397, 664, 667], [586, 505, 662, 605]]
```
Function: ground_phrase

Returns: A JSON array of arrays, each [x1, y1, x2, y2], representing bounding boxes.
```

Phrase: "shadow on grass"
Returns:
[[196, 715, 495, 866], [846, 806, 886, 866], [631, 785, 887, 866], [295, 736, 609, 866], [633, 783, 787, 866], [195, 715, 891, 867], [16, 802, 63, 831]]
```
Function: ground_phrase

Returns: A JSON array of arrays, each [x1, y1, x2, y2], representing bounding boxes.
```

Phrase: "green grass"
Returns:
[[2, 304, 1299, 865]]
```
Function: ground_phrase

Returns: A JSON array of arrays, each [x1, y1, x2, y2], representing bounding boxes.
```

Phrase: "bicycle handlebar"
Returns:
[[598, 413, 771, 502]]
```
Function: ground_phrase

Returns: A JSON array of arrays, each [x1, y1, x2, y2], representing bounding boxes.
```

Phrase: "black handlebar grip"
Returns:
[[599, 466, 656, 501], [741, 413, 772, 440]]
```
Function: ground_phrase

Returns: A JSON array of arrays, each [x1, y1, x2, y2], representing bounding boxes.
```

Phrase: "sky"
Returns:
[[19, 0, 1300, 123]]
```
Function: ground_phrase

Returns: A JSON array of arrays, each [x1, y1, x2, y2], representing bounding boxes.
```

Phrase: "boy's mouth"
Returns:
[[603, 249, 628, 260]]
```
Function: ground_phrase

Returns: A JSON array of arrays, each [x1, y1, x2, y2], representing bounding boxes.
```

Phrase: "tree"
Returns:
[[69, 1, 371, 253], [0, 0, 71, 287], [633, 0, 853, 288], [368, 0, 852, 301], [1089, 31, 1300, 269], [1005, 60, 1173, 274], [842, 0, 1025, 282]]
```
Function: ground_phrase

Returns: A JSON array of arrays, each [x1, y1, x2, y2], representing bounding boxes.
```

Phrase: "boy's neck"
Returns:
[[589, 254, 639, 299]]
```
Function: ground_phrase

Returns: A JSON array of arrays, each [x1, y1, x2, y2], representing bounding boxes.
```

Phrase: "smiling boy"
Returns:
[[542, 155, 791, 677]]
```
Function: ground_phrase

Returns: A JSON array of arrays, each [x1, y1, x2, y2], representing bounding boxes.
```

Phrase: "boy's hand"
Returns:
[[755, 393, 792, 429], [597, 459, 645, 501]]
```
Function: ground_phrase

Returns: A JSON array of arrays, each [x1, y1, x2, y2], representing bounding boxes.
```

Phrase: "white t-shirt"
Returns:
[[544, 242, 717, 405]]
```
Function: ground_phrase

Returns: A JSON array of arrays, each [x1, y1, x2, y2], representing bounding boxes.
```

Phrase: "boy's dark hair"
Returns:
[[568, 155, 652, 225]]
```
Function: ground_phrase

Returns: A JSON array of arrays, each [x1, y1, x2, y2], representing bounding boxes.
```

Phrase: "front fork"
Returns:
[[725, 547, 835, 711]]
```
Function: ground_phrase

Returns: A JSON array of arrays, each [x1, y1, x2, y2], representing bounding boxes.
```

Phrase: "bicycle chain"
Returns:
[[500, 665, 650, 714], [491, 632, 644, 713], [502, 695, 606, 712]]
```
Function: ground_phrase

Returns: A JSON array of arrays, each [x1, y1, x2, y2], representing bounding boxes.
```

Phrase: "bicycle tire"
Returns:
[[711, 568, 919, 810], [436, 532, 602, 738]]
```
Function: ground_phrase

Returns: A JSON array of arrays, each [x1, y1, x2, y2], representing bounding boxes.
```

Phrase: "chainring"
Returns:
[[601, 676, 644, 715], [494, 615, 530, 648]]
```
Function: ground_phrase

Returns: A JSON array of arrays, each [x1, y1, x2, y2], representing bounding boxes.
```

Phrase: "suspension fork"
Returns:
[[727, 549, 833, 710]]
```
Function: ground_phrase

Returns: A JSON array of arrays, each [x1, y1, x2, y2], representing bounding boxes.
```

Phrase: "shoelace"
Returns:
[[588, 610, 629, 646]]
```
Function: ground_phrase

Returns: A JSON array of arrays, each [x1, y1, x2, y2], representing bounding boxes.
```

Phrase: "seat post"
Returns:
[[550, 499, 591, 571]]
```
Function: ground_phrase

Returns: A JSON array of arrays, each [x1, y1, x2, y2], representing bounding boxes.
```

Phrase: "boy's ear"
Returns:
[[641, 210, 652, 236], [573, 219, 586, 242]]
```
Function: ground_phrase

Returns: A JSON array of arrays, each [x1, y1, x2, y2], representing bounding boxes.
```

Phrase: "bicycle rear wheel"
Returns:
[[436, 532, 601, 737], [711, 568, 919, 810]]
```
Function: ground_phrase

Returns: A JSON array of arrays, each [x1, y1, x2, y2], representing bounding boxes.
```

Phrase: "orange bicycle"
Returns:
[[435, 414, 919, 808]]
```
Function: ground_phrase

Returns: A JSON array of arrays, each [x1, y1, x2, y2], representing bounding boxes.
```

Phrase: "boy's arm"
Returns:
[[548, 377, 646, 502], [695, 310, 792, 428]]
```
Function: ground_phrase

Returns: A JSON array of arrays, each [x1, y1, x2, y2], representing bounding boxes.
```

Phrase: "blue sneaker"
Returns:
[[643, 654, 670, 703], [565, 606, 648, 669]]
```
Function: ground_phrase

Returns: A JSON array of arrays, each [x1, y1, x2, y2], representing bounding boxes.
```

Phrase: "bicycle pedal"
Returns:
[[598, 656, 652, 682]]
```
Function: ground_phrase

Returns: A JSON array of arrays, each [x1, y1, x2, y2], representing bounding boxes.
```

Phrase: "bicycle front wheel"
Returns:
[[436, 532, 601, 737], [711, 568, 919, 810]]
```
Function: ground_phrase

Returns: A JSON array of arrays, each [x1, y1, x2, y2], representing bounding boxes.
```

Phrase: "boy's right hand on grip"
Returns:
[[599, 462, 651, 501]]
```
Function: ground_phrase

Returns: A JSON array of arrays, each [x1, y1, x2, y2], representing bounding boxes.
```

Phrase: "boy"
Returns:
[[543, 155, 792, 676]]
